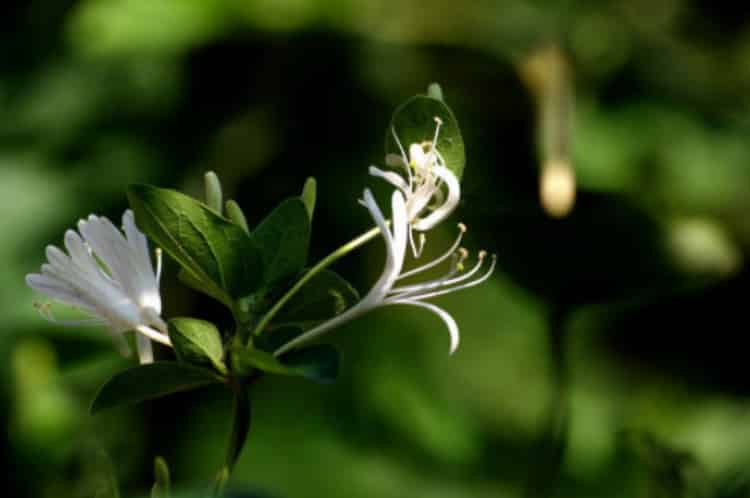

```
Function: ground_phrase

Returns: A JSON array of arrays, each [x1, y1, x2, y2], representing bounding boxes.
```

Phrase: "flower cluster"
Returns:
[[26, 116, 493, 362]]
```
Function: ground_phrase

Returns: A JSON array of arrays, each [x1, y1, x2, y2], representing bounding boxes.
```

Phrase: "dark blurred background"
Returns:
[[3, 1, 750, 497]]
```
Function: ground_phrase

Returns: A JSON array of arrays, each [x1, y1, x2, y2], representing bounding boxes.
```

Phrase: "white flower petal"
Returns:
[[386, 298, 460, 355], [26, 273, 95, 311], [369, 166, 409, 192], [28, 210, 168, 360], [409, 143, 427, 169], [411, 166, 460, 231]]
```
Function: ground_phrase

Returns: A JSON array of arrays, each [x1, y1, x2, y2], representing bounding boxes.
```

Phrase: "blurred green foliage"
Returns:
[[2, 0, 750, 497]]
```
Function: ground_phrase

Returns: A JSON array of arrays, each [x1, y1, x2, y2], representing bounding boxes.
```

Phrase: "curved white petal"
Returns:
[[385, 298, 460, 355], [411, 166, 460, 231], [26, 273, 95, 312], [360, 189, 408, 304], [409, 144, 427, 169], [369, 166, 409, 192], [385, 153, 406, 167]]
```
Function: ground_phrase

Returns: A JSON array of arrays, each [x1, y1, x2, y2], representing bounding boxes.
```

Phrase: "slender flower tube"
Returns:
[[26, 210, 170, 364], [369, 117, 461, 257], [274, 189, 495, 357]]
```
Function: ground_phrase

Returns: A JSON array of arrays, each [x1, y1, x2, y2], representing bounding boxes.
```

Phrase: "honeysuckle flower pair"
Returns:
[[275, 188, 495, 356], [26, 119, 489, 363], [26, 210, 169, 364]]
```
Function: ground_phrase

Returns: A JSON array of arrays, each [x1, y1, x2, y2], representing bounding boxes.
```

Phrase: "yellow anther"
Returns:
[[457, 222, 467, 233], [434, 116, 443, 126], [478, 250, 487, 260]]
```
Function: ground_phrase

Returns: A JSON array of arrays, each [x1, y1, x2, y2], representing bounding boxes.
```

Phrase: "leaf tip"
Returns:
[[427, 82, 444, 101]]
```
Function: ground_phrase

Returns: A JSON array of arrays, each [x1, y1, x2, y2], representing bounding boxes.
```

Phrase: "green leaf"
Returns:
[[300, 177, 317, 221], [151, 456, 171, 498], [249, 198, 310, 287], [232, 346, 295, 377], [177, 269, 230, 306], [168, 318, 227, 375], [427, 82, 444, 101], [203, 171, 223, 214], [254, 325, 303, 354], [272, 269, 359, 330], [90, 362, 223, 414], [387, 93, 465, 179], [232, 344, 339, 383], [281, 344, 339, 384], [127, 184, 263, 303], [225, 199, 249, 234]]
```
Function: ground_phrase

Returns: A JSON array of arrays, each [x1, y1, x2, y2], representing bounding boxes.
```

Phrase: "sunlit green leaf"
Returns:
[[387, 94, 465, 179], [300, 177, 316, 221], [203, 171, 223, 214], [151, 456, 171, 498], [272, 269, 359, 330], [168, 318, 227, 375], [225, 199, 249, 234], [427, 82, 444, 101], [250, 198, 310, 287], [127, 184, 263, 303], [90, 362, 223, 413]]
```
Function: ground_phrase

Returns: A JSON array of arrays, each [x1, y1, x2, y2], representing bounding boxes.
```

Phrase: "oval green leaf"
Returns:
[[90, 362, 223, 414], [168, 318, 227, 375], [300, 177, 317, 221], [249, 198, 310, 287], [127, 184, 264, 304], [386, 94, 465, 179]]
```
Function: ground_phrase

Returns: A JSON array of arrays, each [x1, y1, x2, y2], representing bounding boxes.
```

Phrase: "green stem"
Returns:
[[249, 225, 381, 340], [214, 379, 251, 496]]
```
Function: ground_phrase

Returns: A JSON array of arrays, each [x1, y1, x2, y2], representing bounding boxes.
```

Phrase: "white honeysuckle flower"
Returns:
[[369, 117, 461, 257], [274, 189, 495, 357], [26, 210, 171, 364]]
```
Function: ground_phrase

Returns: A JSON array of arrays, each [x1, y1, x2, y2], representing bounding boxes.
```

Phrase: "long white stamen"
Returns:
[[391, 248, 467, 296], [391, 249, 482, 298], [391, 126, 413, 189], [397, 223, 466, 280], [427, 116, 443, 164], [155, 248, 163, 285], [401, 254, 497, 301], [135, 325, 172, 347], [408, 228, 426, 258]]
